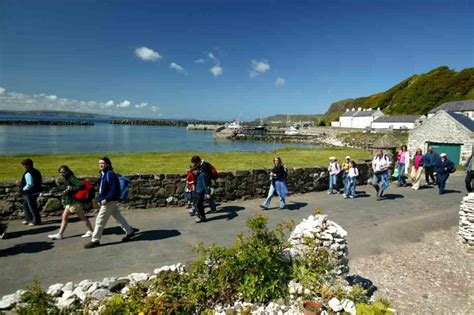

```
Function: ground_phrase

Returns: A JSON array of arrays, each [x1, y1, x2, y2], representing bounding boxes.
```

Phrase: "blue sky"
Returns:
[[0, 0, 473, 120]]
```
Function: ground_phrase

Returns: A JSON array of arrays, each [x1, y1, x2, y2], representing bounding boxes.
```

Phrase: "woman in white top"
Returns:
[[344, 160, 359, 199]]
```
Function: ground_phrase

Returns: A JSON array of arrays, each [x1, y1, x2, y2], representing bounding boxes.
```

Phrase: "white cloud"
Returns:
[[47, 95, 57, 100], [210, 66, 223, 77], [117, 100, 131, 108], [0, 87, 5, 95], [208, 52, 216, 60], [135, 102, 148, 109], [135, 47, 161, 61], [170, 62, 186, 75], [104, 100, 114, 107], [194, 58, 206, 64], [275, 77, 285, 87], [250, 59, 270, 78], [151, 106, 160, 112]]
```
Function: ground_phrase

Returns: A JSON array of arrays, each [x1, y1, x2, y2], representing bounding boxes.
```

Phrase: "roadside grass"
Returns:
[[0, 147, 371, 181]]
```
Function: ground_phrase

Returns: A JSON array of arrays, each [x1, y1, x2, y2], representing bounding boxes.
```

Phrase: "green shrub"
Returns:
[[14, 280, 59, 315], [356, 299, 392, 314]]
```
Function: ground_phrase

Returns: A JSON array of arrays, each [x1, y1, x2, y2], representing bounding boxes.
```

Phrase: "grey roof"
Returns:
[[373, 115, 421, 123], [341, 111, 357, 117], [429, 100, 474, 114], [353, 110, 383, 117], [447, 112, 474, 132]]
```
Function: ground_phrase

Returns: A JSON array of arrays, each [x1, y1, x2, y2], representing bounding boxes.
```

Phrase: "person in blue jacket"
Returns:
[[434, 153, 455, 194], [423, 146, 439, 185], [194, 169, 210, 223], [84, 157, 137, 248]]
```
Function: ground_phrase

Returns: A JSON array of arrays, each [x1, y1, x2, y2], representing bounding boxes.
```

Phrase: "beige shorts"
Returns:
[[65, 203, 83, 213]]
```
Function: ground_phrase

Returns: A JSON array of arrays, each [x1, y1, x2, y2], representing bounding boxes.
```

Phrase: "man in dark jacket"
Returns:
[[423, 146, 438, 185], [84, 157, 136, 248], [191, 155, 217, 213], [20, 158, 42, 225], [434, 153, 455, 194], [464, 154, 473, 193]]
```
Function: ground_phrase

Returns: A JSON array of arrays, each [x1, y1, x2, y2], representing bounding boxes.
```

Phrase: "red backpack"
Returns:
[[73, 179, 94, 202], [210, 164, 218, 180]]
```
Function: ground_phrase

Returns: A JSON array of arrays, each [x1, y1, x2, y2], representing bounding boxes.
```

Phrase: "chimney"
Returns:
[[367, 108, 372, 111], [358, 107, 362, 111], [346, 108, 349, 112], [351, 108, 355, 111], [377, 107, 380, 111]]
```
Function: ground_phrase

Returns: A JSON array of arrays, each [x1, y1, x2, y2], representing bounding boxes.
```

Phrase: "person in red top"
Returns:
[[184, 166, 199, 215]]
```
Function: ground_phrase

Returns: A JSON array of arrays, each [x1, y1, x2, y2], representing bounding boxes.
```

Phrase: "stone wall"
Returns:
[[0, 164, 370, 220], [458, 193, 474, 247]]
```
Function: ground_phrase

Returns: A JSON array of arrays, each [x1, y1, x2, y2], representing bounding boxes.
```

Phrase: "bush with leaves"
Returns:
[[14, 280, 59, 315]]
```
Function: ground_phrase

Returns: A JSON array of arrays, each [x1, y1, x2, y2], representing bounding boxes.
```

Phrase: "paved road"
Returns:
[[0, 174, 466, 296]]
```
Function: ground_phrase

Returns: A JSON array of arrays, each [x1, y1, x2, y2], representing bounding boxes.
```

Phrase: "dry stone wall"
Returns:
[[459, 193, 474, 247], [0, 164, 370, 220]]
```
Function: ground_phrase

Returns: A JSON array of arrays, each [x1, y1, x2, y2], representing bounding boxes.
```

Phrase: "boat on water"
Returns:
[[225, 120, 242, 129], [284, 125, 300, 135]]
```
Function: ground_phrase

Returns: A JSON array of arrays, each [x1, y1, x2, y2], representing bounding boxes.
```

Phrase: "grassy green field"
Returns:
[[0, 147, 371, 181]]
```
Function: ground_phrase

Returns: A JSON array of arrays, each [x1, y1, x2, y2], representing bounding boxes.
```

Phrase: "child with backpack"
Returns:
[[184, 165, 199, 215], [327, 157, 340, 194], [48, 165, 94, 240], [344, 160, 359, 199]]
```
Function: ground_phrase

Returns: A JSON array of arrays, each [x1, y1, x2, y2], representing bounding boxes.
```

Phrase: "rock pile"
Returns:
[[287, 214, 349, 275], [458, 193, 474, 247]]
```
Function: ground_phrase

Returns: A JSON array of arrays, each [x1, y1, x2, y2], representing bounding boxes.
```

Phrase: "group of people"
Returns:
[[12, 157, 138, 248], [326, 156, 359, 199]]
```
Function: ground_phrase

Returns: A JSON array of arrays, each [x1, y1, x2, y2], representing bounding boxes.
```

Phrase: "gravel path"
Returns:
[[349, 226, 473, 314]]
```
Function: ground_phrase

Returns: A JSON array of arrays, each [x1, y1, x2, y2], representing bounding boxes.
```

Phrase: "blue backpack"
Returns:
[[119, 176, 130, 201]]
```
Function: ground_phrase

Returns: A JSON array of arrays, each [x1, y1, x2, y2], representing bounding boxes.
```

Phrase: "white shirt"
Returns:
[[372, 155, 390, 173], [348, 167, 359, 178]]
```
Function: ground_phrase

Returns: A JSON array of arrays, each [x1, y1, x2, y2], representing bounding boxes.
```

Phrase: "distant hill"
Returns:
[[323, 66, 474, 122], [0, 110, 118, 119]]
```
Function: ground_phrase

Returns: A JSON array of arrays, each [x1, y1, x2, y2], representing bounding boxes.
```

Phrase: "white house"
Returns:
[[371, 115, 424, 130], [334, 107, 384, 129], [428, 100, 474, 119]]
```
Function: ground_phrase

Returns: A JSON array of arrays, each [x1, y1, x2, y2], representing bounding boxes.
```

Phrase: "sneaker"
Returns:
[[122, 229, 139, 242], [188, 208, 196, 216], [81, 230, 93, 238], [48, 233, 63, 240], [84, 241, 100, 249], [343, 195, 348, 199], [195, 216, 207, 223], [349, 195, 355, 199], [28, 223, 35, 226], [327, 191, 332, 195], [259, 205, 268, 210], [21, 221, 28, 225]]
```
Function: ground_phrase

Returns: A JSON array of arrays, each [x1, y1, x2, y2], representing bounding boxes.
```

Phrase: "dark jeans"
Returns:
[[424, 166, 436, 184], [437, 173, 449, 194], [22, 193, 41, 225], [466, 171, 473, 193], [196, 192, 206, 220]]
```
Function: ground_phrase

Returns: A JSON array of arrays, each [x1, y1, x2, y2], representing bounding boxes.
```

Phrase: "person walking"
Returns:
[[463, 154, 473, 194], [410, 148, 424, 190], [184, 166, 199, 215], [194, 168, 210, 223], [48, 166, 94, 240], [84, 157, 137, 248], [344, 160, 358, 199], [341, 156, 351, 194], [20, 158, 43, 226], [396, 145, 410, 187], [434, 153, 455, 194], [191, 156, 218, 213], [423, 146, 438, 185], [327, 157, 340, 194], [261, 157, 288, 209], [371, 150, 390, 200]]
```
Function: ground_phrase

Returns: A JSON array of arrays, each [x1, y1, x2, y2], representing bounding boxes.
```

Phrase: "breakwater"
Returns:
[[0, 120, 94, 126], [111, 119, 226, 127], [0, 164, 370, 219]]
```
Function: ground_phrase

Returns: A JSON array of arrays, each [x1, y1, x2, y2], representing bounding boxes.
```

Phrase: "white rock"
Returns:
[[72, 287, 86, 302], [77, 279, 94, 291], [62, 281, 74, 293], [341, 299, 356, 315], [328, 297, 343, 312], [86, 282, 100, 294], [0, 293, 18, 310], [128, 272, 150, 282], [47, 283, 64, 297], [101, 277, 117, 288], [56, 295, 78, 309], [90, 289, 111, 301]]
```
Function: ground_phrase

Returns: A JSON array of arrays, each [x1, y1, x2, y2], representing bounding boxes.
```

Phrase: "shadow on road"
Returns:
[[206, 205, 245, 222], [0, 241, 54, 257], [346, 274, 377, 297], [442, 189, 462, 194], [5, 225, 59, 239], [100, 229, 181, 247], [285, 202, 308, 211], [381, 193, 404, 200]]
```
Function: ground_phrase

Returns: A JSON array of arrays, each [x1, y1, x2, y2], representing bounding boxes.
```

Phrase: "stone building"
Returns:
[[408, 110, 474, 165], [428, 100, 474, 119]]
